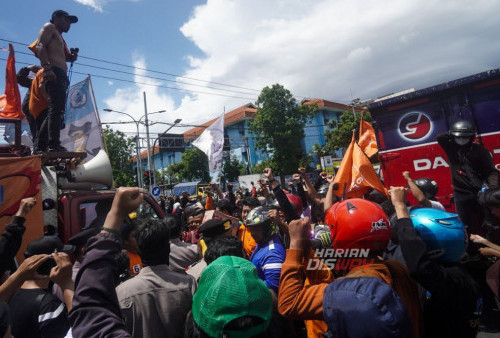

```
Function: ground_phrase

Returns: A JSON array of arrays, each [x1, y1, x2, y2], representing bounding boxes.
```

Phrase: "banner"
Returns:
[[358, 116, 378, 158], [334, 133, 388, 198], [60, 76, 104, 161], [192, 112, 225, 173], [0, 44, 22, 119], [0, 156, 43, 263]]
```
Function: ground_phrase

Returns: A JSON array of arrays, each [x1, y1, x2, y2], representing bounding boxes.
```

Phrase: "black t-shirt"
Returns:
[[9, 288, 70, 338], [437, 133, 496, 196]]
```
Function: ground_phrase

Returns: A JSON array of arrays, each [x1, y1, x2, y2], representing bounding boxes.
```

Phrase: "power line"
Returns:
[[0, 37, 353, 103], [3, 57, 258, 101], [12, 49, 259, 97], [0, 38, 261, 93]]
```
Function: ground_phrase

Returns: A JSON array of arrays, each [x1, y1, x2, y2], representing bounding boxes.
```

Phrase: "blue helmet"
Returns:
[[409, 208, 466, 263]]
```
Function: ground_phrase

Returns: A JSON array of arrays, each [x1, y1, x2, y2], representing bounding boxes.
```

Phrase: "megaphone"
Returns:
[[59, 150, 113, 189]]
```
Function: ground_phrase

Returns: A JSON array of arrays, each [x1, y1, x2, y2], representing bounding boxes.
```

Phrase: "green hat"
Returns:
[[192, 256, 273, 337]]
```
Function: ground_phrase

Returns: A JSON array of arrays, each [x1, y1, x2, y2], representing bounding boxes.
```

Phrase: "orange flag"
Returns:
[[333, 132, 388, 198], [358, 115, 378, 158], [333, 133, 355, 198], [0, 44, 22, 119]]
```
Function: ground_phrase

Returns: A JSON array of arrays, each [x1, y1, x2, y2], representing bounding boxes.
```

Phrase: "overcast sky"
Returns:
[[1, 0, 499, 137]]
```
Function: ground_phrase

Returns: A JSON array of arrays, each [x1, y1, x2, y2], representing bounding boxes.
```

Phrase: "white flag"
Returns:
[[192, 112, 225, 173]]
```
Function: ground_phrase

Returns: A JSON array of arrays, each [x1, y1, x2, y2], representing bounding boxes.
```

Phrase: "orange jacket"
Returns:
[[278, 249, 422, 338]]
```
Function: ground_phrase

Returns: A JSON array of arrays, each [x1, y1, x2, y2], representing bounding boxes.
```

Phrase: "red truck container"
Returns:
[[368, 67, 500, 211]]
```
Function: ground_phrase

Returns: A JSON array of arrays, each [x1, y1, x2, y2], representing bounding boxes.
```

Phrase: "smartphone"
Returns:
[[36, 257, 57, 276]]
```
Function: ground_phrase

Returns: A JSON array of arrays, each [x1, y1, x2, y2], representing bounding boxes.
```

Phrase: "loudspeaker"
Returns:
[[72, 149, 113, 187]]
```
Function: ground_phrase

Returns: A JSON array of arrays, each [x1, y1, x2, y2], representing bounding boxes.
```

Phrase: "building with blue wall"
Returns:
[[133, 99, 364, 177]]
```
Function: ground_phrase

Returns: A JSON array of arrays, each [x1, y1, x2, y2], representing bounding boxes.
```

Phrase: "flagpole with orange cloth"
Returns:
[[333, 131, 388, 199], [0, 44, 22, 119], [358, 113, 378, 158]]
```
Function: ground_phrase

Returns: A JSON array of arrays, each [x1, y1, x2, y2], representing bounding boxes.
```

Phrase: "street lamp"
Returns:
[[151, 118, 183, 188], [103, 108, 143, 188], [103, 108, 167, 189]]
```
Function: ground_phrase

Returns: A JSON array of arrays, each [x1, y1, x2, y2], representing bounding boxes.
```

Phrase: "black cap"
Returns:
[[69, 227, 100, 247], [25, 236, 74, 257], [52, 10, 78, 23], [198, 219, 232, 239]]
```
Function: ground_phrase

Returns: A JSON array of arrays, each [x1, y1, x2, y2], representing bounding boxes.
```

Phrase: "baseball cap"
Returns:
[[198, 218, 232, 239], [25, 236, 75, 257], [193, 256, 272, 337], [52, 10, 78, 23]]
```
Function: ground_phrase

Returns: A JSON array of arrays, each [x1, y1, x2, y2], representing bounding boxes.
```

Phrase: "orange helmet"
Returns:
[[325, 198, 390, 252]]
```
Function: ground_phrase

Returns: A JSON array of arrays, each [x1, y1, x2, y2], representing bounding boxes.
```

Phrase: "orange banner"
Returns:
[[0, 156, 43, 263], [358, 117, 378, 158], [0, 44, 22, 119]]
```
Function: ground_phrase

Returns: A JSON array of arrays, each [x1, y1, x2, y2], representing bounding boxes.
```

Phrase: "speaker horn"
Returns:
[[69, 149, 113, 188]]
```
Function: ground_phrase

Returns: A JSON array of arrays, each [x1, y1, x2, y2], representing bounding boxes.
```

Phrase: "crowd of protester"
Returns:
[[0, 120, 499, 337]]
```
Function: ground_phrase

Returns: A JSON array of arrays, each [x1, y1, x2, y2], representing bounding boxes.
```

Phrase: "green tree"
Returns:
[[220, 156, 245, 182], [249, 84, 317, 183], [103, 126, 136, 187], [324, 109, 372, 154], [167, 147, 210, 182], [251, 159, 277, 175]]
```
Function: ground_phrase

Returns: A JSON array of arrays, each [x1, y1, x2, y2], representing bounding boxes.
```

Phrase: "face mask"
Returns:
[[455, 137, 470, 146]]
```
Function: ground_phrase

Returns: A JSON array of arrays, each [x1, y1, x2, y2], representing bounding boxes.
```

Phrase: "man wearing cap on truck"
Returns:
[[437, 120, 499, 238], [29, 10, 79, 153]]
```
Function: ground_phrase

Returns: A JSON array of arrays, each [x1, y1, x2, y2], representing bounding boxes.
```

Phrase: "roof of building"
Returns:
[[182, 103, 257, 142]]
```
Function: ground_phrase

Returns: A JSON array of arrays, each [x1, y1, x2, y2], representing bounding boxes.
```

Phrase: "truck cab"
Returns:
[[0, 118, 165, 261], [57, 189, 164, 244]]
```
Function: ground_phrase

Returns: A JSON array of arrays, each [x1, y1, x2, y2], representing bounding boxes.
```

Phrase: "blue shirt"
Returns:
[[250, 234, 286, 293]]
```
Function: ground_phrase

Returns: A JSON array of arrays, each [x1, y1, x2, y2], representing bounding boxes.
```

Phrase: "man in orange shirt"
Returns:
[[237, 197, 260, 258], [121, 220, 142, 276], [278, 199, 422, 338]]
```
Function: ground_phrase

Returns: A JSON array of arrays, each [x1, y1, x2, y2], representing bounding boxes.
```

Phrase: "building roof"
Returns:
[[182, 103, 257, 142], [301, 98, 365, 113]]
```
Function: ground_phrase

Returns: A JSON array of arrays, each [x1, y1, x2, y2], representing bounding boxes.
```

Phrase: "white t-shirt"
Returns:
[[430, 200, 445, 211]]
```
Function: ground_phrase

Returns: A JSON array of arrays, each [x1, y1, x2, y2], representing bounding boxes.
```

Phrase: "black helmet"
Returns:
[[478, 187, 500, 207], [413, 178, 439, 199], [450, 120, 476, 137], [245, 206, 271, 227]]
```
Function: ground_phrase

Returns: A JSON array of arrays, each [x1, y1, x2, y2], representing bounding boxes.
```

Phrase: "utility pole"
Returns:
[[144, 91, 152, 193]]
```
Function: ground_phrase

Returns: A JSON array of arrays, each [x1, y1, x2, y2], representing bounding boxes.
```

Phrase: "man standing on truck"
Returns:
[[437, 120, 499, 237], [30, 10, 78, 153]]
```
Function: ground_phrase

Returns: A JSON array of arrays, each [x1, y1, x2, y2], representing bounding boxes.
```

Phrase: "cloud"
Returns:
[[74, 0, 140, 12], [102, 55, 176, 136], [177, 0, 500, 106], [74, 0, 106, 12], [104, 0, 500, 137]]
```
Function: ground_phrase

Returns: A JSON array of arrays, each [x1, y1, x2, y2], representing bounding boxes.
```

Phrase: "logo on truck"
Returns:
[[398, 112, 433, 142]]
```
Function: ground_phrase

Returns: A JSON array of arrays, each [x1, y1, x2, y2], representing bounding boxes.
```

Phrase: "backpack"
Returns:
[[322, 276, 413, 338]]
